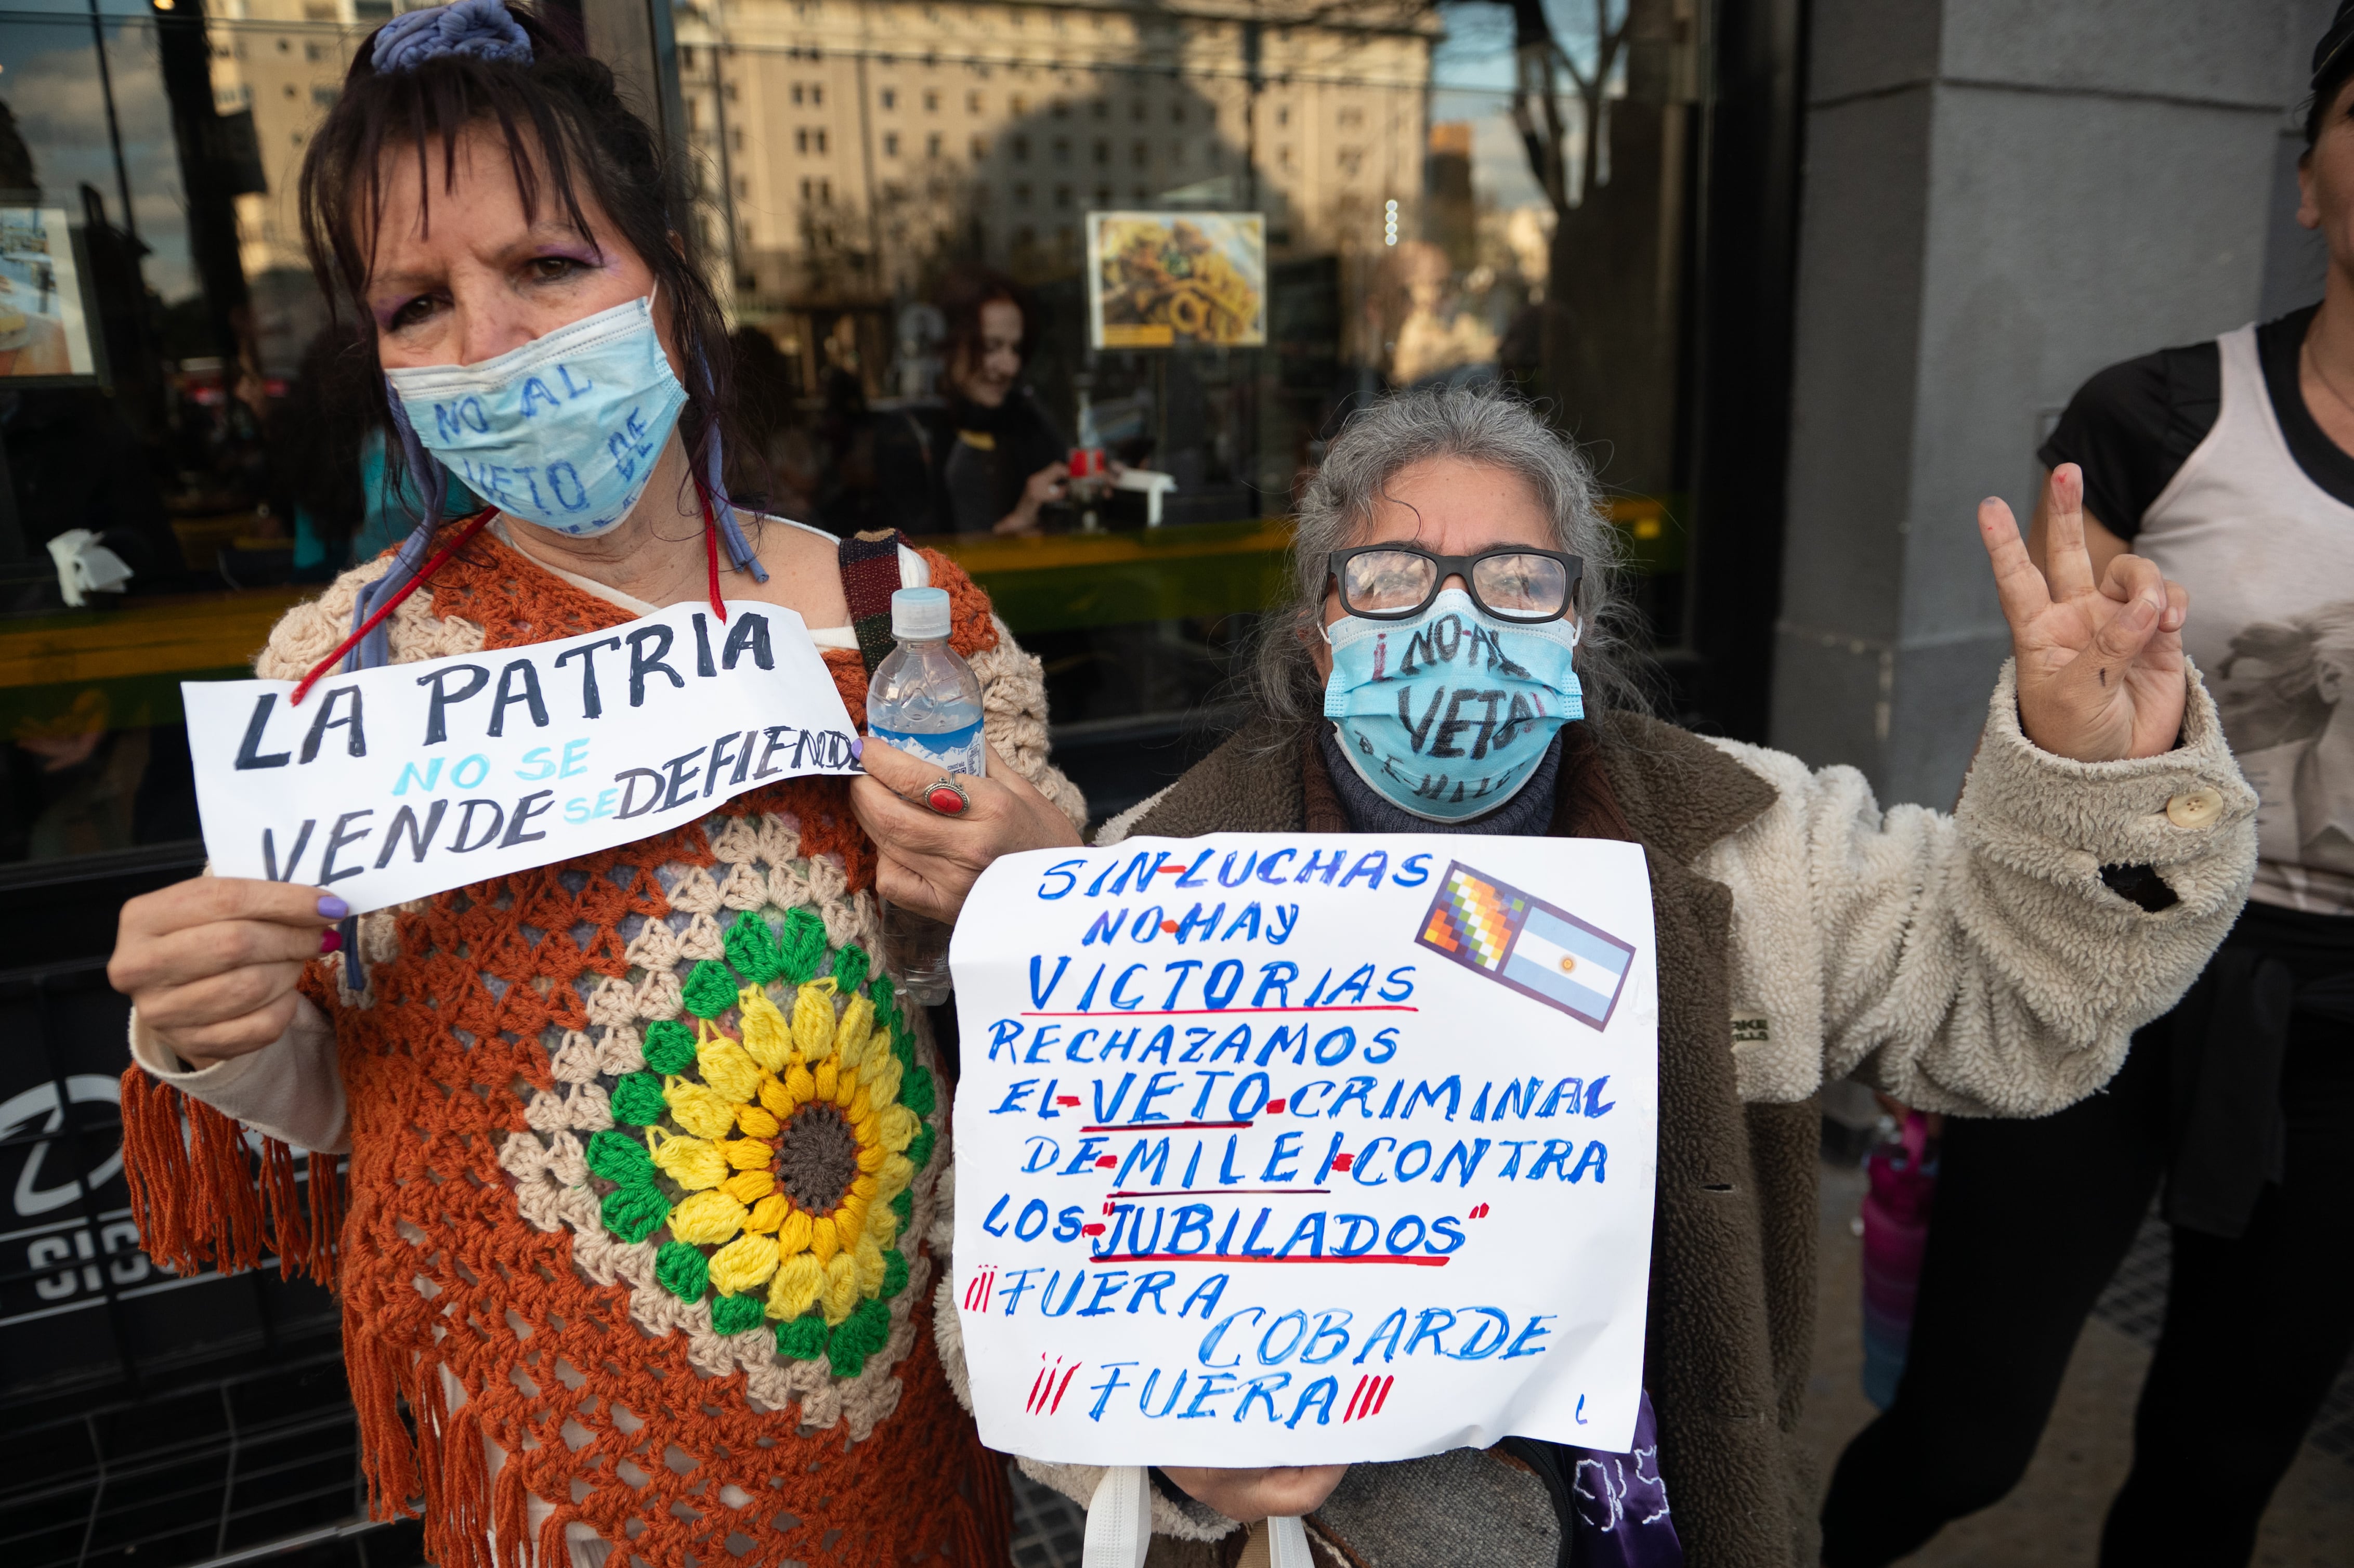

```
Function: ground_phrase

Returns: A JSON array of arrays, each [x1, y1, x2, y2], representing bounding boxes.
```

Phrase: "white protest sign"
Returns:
[[950, 832, 1659, 1465], [182, 599, 859, 914]]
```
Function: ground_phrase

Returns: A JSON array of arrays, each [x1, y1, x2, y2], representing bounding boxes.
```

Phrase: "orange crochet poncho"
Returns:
[[119, 529, 1015, 1567]]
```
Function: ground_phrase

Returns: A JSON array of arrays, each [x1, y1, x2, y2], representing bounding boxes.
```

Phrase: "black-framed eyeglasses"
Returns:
[[1328, 544, 1583, 623]]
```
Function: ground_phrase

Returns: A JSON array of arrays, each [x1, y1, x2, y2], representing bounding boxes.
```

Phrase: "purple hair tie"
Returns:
[[344, 388, 449, 678], [697, 351, 768, 582], [371, 0, 531, 73]]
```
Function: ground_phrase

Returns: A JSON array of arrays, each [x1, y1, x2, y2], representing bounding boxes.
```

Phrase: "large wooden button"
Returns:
[[2164, 787, 2224, 829]]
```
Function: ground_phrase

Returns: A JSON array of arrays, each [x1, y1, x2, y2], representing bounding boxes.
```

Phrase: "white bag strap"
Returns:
[[1267, 1514, 1315, 1568], [1082, 1466, 1155, 1568], [1081, 1468, 1315, 1568]]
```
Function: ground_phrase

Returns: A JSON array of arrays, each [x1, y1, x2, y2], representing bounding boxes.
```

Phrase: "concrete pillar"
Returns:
[[1772, 0, 2332, 808]]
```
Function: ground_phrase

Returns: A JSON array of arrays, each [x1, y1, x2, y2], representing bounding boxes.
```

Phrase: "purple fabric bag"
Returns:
[[1860, 1111, 1938, 1408], [1563, 1391, 1683, 1567]]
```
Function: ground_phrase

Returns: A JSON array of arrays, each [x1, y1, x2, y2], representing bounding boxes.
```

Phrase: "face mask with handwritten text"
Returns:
[[1322, 587, 1584, 822], [383, 294, 686, 535]]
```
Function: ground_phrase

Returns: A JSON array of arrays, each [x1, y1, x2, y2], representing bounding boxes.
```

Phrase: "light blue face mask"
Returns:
[[1322, 587, 1584, 822], [382, 294, 686, 535]]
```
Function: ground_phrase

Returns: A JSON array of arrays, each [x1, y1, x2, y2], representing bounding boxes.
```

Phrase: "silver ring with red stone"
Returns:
[[924, 777, 971, 816]]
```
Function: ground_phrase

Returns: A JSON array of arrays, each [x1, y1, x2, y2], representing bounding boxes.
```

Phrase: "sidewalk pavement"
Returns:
[[1802, 1160, 2354, 1568]]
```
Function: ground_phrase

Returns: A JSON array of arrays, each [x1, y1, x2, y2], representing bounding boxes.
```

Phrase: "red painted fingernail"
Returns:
[[319, 929, 343, 955]]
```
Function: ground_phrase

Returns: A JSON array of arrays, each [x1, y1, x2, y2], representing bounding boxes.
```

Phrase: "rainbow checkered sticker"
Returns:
[[1414, 861, 1637, 1030]]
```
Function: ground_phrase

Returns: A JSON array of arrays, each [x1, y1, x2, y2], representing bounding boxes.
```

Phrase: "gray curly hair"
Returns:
[[1247, 384, 1653, 734]]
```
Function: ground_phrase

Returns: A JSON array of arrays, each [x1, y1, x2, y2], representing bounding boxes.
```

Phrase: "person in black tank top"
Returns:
[[1822, 14, 2354, 1566]]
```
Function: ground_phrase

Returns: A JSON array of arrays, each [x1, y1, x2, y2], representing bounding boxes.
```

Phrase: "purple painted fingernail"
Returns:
[[317, 894, 349, 921], [851, 737, 865, 762]]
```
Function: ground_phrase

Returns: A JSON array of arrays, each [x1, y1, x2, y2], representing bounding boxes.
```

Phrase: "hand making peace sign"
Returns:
[[1979, 462, 2190, 762]]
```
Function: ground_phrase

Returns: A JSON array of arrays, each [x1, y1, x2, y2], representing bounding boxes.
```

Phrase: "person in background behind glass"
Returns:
[[875, 266, 1068, 536], [269, 323, 476, 581], [723, 324, 827, 524], [1821, 8, 2354, 1566]]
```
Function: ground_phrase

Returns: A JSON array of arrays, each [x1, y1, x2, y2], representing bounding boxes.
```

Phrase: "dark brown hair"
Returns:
[[295, 4, 736, 510], [2307, 68, 2354, 151], [268, 322, 377, 547], [936, 264, 1030, 386]]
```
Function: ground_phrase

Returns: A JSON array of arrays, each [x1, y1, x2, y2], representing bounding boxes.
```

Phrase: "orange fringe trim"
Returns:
[[117, 1066, 342, 1286], [957, 1427, 1016, 1568], [343, 1311, 554, 1568], [346, 1304, 421, 1521]]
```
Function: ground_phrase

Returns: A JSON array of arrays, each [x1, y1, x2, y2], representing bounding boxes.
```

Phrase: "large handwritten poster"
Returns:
[[951, 833, 1659, 1465], [182, 600, 860, 914]]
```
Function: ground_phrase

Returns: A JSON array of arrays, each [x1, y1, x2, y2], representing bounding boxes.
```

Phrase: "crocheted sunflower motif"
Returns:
[[583, 906, 939, 1378]]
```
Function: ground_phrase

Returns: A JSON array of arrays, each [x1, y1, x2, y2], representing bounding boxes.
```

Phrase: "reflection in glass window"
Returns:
[[0, 3, 409, 868], [0, 0, 1724, 870]]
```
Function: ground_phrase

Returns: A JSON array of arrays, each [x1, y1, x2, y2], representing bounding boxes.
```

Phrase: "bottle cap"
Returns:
[[891, 586, 952, 641]]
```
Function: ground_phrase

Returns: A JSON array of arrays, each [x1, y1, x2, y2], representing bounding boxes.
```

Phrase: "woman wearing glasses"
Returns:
[[952, 386, 2257, 1567]]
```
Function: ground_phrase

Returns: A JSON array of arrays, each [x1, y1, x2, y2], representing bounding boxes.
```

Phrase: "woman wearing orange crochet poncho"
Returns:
[[102, 5, 1086, 1562]]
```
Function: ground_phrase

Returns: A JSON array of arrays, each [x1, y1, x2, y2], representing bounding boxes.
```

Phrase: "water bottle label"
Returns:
[[870, 720, 986, 777]]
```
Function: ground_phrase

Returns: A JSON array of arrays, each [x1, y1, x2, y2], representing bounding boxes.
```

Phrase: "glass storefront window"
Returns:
[[0, 0, 1723, 940], [669, 0, 1705, 810], [0, 0, 383, 877]]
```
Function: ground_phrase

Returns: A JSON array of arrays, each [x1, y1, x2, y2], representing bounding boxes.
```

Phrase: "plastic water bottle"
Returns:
[[865, 586, 985, 1003]]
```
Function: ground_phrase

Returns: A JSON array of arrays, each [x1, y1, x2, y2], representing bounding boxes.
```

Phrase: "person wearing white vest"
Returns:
[[1822, 8, 2354, 1565]]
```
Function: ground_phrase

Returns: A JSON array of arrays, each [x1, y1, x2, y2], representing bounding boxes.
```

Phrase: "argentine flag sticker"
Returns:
[[1415, 860, 1639, 1030]]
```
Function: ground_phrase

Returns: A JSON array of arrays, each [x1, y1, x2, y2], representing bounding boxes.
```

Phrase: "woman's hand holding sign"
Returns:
[[109, 880, 344, 1069], [1981, 463, 2191, 761], [851, 737, 1081, 922]]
